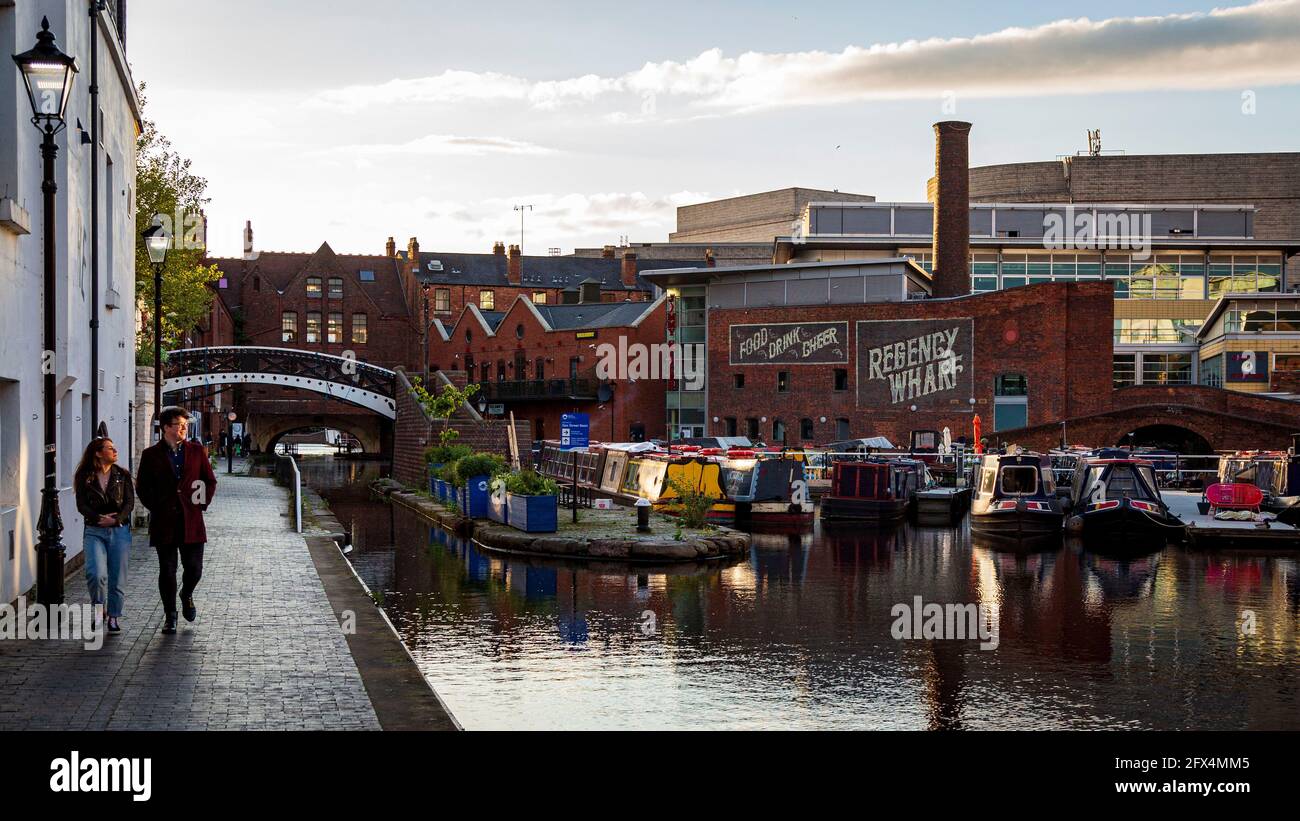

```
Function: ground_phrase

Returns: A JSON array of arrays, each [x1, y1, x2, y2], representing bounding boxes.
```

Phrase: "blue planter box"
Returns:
[[461, 475, 491, 518], [428, 463, 443, 497], [488, 491, 557, 532]]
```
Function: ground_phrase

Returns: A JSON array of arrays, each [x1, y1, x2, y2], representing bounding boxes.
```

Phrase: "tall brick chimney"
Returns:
[[492, 241, 505, 256], [931, 120, 972, 299], [385, 236, 396, 257], [507, 244, 521, 284], [243, 220, 253, 256], [407, 237, 420, 268], [621, 249, 638, 287]]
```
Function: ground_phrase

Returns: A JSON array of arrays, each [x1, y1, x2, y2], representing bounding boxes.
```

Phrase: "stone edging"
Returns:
[[372, 478, 750, 562]]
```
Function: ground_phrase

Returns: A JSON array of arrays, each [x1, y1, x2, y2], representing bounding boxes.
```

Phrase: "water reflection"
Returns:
[[300, 458, 1300, 730]]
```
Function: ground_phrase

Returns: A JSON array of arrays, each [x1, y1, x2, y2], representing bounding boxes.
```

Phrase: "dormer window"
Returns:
[[359, 270, 375, 282]]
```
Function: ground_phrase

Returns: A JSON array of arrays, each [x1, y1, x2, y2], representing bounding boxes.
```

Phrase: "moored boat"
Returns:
[[1064, 456, 1183, 543], [820, 459, 925, 523], [969, 451, 1063, 541]]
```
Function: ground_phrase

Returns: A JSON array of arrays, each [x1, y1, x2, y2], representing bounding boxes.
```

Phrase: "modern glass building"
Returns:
[[780, 202, 1299, 395]]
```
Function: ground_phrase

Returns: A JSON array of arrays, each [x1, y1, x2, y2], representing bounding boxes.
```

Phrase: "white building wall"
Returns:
[[0, 0, 140, 604]]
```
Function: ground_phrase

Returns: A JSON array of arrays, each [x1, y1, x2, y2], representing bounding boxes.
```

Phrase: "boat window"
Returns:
[[1000, 466, 1038, 495], [1137, 465, 1158, 489], [979, 466, 996, 495], [1105, 466, 1140, 500]]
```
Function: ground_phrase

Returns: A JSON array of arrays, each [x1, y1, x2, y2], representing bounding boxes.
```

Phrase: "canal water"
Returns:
[[303, 457, 1300, 730]]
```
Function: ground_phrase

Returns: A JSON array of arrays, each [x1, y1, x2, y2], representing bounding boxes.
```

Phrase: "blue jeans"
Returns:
[[84, 524, 131, 618]]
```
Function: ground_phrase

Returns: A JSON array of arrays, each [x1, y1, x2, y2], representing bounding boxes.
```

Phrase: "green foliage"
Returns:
[[453, 453, 506, 486], [424, 443, 472, 466], [666, 476, 715, 529], [435, 462, 459, 484], [494, 470, 560, 497], [410, 378, 481, 448], [133, 84, 220, 362]]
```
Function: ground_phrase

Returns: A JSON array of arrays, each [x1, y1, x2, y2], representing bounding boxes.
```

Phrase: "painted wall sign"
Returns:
[[1227, 350, 1269, 383], [729, 321, 849, 365], [856, 318, 974, 408]]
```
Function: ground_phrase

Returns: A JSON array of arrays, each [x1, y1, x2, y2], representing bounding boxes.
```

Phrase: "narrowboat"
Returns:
[[914, 486, 970, 524], [619, 452, 736, 522], [820, 459, 926, 523], [717, 453, 814, 524], [1064, 456, 1183, 541], [969, 452, 1064, 541]]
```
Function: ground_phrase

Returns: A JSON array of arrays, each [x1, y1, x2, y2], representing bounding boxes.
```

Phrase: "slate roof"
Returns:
[[531, 301, 655, 330], [207, 245, 408, 316]]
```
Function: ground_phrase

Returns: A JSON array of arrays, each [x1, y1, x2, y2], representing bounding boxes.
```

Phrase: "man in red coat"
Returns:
[[136, 406, 218, 634]]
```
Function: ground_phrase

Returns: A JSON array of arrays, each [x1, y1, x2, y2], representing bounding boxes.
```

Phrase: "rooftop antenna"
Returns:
[[513, 204, 533, 253], [1087, 129, 1101, 157]]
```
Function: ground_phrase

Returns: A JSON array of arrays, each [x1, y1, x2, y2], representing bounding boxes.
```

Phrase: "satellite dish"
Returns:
[[597, 383, 614, 402]]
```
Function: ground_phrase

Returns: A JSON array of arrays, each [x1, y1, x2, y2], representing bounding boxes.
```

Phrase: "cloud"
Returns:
[[317, 133, 557, 158], [306, 1, 1300, 115]]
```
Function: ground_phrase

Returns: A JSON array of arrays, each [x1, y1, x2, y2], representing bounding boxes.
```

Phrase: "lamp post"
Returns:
[[142, 220, 170, 441], [15, 17, 78, 606]]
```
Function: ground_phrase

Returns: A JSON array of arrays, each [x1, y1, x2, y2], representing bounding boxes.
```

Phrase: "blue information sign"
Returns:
[[560, 413, 590, 450]]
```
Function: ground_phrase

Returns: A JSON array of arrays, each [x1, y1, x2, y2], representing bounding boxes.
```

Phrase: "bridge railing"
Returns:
[[274, 454, 303, 534], [164, 347, 396, 398]]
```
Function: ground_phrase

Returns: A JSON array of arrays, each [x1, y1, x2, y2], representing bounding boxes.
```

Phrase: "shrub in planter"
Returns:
[[489, 471, 560, 532], [454, 453, 505, 518]]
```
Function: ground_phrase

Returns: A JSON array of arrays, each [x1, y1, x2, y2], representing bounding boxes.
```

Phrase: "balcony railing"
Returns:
[[475, 378, 599, 402]]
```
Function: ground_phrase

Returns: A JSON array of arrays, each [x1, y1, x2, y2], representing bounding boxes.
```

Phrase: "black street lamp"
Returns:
[[15, 17, 78, 606], [143, 220, 170, 441]]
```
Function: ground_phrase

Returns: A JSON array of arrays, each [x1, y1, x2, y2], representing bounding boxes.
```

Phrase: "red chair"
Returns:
[[1203, 482, 1263, 514]]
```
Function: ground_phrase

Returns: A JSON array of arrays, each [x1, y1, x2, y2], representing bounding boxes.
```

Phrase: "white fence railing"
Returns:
[[275, 454, 303, 533]]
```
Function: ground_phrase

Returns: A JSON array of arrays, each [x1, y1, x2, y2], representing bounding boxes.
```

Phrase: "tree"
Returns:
[[410, 377, 480, 448], [134, 83, 222, 364]]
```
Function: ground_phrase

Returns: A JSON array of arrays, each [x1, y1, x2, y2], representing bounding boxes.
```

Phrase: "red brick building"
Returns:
[[428, 293, 669, 444]]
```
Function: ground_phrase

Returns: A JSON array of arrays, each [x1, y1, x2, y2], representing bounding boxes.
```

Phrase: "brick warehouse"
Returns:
[[428, 292, 668, 444]]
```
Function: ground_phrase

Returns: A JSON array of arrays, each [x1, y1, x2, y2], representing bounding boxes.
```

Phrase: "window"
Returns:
[[435, 288, 450, 312], [772, 419, 786, 443], [327, 313, 342, 343], [359, 270, 375, 282], [1199, 354, 1223, 388], [836, 418, 850, 440], [464, 354, 475, 380], [351, 313, 367, 344], [1142, 353, 1192, 385], [514, 352, 527, 378], [497, 360, 506, 382], [480, 290, 495, 310], [328, 277, 343, 299], [515, 323, 524, 339], [1113, 354, 1136, 388], [1001, 466, 1038, 495], [995, 374, 1027, 396], [306, 277, 322, 298], [1113, 318, 1201, 343], [570, 357, 580, 379], [724, 418, 737, 437], [535, 357, 544, 380], [532, 292, 547, 304], [281, 312, 297, 343], [253, 276, 260, 292], [834, 369, 848, 391], [306, 312, 321, 343], [800, 418, 815, 440], [746, 418, 759, 439], [480, 362, 490, 383], [733, 373, 744, 389], [777, 371, 789, 392], [993, 373, 1028, 431]]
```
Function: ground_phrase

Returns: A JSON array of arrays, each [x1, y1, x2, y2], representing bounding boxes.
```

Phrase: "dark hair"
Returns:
[[159, 406, 190, 428], [74, 437, 114, 488]]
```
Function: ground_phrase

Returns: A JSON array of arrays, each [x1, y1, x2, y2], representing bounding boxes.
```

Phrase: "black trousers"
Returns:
[[155, 543, 204, 615]]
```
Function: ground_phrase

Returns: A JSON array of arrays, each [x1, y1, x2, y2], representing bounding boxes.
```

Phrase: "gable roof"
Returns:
[[206, 249, 407, 316]]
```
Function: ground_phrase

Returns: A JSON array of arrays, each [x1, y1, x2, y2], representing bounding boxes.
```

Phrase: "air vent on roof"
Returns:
[[427, 260, 443, 272]]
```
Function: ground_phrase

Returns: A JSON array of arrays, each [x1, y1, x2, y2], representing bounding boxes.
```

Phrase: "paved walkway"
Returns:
[[0, 466, 380, 730]]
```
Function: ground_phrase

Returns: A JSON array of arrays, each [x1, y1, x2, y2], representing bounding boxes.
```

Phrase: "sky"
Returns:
[[126, 0, 1300, 258]]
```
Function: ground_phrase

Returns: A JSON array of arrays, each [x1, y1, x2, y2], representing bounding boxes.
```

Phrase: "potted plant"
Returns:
[[426, 442, 471, 497], [490, 470, 559, 533], [453, 453, 506, 518]]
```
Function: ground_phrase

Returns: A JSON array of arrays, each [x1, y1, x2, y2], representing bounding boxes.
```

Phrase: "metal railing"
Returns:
[[475, 377, 599, 401], [275, 454, 303, 533]]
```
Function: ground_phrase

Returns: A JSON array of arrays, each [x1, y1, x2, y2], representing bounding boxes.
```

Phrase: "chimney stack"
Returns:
[[931, 121, 972, 299], [507, 244, 521, 284], [492, 241, 505, 256], [385, 236, 396, 257], [243, 220, 254, 256], [407, 237, 420, 267], [621, 249, 638, 287]]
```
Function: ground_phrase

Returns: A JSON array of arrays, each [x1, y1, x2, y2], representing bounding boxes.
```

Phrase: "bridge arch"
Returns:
[[163, 347, 398, 419], [260, 416, 384, 454]]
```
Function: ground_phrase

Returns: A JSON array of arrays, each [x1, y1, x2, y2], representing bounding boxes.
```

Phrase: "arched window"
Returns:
[[800, 418, 815, 441], [772, 418, 786, 444]]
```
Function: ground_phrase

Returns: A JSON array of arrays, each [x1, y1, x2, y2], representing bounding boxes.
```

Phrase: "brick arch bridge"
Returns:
[[259, 414, 387, 453], [998, 385, 1300, 452]]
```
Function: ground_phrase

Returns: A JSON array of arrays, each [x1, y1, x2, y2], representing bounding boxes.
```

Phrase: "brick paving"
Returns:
[[0, 465, 380, 730]]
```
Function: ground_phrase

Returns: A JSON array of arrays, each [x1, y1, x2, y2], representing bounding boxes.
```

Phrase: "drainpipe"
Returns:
[[89, 1, 106, 431]]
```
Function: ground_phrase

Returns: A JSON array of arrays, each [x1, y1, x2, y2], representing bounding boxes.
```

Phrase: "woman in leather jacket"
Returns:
[[74, 437, 135, 633]]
